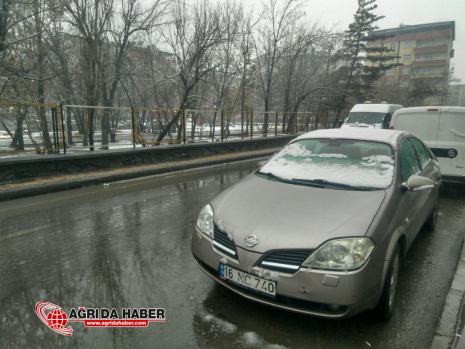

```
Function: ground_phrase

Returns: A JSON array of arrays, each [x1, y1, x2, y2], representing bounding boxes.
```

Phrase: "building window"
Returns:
[[401, 81, 409, 88], [402, 67, 410, 74], [405, 41, 412, 48], [404, 55, 411, 62], [389, 42, 397, 50], [425, 54, 433, 60], [386, 69, 394, 76]]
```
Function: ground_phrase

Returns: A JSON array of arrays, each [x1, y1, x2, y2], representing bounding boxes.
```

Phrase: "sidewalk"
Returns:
[[0, 148, 277, 201], [432, 239, 465, 349]]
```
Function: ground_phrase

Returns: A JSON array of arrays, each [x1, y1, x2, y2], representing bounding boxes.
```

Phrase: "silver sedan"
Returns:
[[191, 128, 441, 319]]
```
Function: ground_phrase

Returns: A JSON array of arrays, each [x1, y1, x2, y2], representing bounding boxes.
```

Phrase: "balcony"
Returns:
[[414, 45, 449, 53], [412, 59, 447, 66], [411, 73, 445, 79]]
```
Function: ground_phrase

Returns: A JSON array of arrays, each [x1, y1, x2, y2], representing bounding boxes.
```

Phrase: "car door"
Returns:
[[409, 136, 440, 220], [399, 137, 433, 248], [436, 108, 465, 178], [409, 137, 440, 184]]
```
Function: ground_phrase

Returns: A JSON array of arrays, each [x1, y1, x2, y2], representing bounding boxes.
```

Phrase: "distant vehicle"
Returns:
[[341, 102, 403, 130], [192, 128, 441, 319], [390, 106, 465, 183]]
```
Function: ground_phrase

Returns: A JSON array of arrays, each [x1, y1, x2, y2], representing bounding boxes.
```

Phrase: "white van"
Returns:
[[341, 103, 403, 129], [390, 106, 465, 183]]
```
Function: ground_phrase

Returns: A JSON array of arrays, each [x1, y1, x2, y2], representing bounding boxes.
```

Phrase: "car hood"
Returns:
[[210, 173, 386, 253]]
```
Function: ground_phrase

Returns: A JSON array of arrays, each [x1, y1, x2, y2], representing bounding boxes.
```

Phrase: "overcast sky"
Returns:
[[308, 0, 465, 82]]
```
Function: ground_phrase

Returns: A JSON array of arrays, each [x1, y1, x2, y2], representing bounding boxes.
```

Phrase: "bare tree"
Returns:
[[61, 0, 113, 150], [253, 0, 305, 134], [100, 0, 170, 149], [155, 0, 234, 143], [0, 0, 58, 151], [237, 12, 256, 135]]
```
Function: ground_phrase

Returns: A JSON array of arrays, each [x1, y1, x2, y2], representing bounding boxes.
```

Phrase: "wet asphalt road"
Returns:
[[0, 160, 464, 348]]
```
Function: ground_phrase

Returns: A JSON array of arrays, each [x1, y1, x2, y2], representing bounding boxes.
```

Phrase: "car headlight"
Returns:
[[303, 238, 375, 271], [197, 204, 214, 238]]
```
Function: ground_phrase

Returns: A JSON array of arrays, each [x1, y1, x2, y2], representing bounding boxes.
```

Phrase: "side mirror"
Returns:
[[257, 160, 266, 167], [402, 175, 435, 191]]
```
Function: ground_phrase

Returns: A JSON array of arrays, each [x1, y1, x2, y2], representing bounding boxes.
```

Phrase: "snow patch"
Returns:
[[240, 332, 264, 347], [254, 268, 280, 281], [237, 332, 289, 349], [412, 184, 435, 191], [203, 313, 237, 334], [217, 219, 224, 231]]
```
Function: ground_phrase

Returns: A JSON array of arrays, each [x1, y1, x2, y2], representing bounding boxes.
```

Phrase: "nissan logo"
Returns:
[[245, 235, 258, 247]]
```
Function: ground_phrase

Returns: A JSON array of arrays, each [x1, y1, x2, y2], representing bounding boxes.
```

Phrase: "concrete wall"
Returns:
[[0, 136, 295, 183]]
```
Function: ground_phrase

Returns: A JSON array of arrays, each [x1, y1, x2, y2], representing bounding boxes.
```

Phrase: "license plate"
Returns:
[[219, 263, 276, 296]]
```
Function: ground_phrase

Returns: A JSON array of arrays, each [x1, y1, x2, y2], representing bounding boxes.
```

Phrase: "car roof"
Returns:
[[394, 106, 465, 114], [294, 128, 412, 147], [350, 104, 403, 113]]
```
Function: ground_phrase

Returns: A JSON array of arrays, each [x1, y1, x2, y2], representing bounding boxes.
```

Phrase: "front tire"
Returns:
[[377, 244, 400, 319]]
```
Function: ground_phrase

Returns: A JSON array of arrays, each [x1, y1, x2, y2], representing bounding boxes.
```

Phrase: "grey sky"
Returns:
[[309, 0, 465, 82]]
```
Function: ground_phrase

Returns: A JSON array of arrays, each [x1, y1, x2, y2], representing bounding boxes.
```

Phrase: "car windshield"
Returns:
[[345, 112, 388, 125], [258, 138, 395, 189]]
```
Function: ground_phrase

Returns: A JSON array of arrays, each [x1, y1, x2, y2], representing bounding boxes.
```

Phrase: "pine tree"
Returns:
[[334, 0, 398, 122]]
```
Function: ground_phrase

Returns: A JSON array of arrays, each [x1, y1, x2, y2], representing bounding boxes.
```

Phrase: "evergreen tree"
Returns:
[[334, 0, 398, 123]]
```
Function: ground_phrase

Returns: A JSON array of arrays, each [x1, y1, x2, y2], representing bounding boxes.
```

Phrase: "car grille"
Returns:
[[260, 250, 313, 273], [213, 225, 238, 259]]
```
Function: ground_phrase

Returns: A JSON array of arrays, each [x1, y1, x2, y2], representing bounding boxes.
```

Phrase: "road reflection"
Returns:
[[0, 162, 256, 348]]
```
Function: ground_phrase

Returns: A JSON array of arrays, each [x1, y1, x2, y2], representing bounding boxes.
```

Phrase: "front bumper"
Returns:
[[191, 229, 383, 319]]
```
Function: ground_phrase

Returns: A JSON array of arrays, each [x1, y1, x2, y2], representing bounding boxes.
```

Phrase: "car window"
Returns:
[[346, 112, 387, 125], [400, 139, 420, 181], [259, 139, 395, 189], [409, 137, 431, 169], [382, 113, 392, 129]]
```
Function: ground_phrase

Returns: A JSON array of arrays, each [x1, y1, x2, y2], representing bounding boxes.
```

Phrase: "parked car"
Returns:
[[341, 102, 403, 129], [191, 128, 441, 319], [390, 106, 465, 183]]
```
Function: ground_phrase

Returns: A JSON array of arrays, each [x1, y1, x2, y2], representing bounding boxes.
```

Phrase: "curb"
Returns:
[[0, 150, 276, 201], [432, 239, 465, 349]]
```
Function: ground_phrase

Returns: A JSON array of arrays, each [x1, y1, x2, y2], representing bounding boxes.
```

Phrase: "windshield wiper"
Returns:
[[292, 178, 370, 191], [257, 171, 285, 181], [257, 172, 324, 188]]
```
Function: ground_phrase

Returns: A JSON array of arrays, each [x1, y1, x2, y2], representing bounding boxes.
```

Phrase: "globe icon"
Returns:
[[47, 309, 68, 330]]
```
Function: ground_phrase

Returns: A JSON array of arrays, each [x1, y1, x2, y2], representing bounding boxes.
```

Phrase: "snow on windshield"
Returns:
[[260, 140, 395, 189]]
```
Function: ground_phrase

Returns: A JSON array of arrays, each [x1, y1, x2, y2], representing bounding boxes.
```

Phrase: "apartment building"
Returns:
[[368, 21, 455, 105]]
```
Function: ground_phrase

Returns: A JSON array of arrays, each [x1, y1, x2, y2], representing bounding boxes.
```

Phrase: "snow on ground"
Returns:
[[200, 311, 289, 348]]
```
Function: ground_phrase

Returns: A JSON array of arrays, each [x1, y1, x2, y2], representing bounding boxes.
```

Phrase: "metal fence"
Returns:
[[0, 103, 64, 155], [0, 103, 339, 156]]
